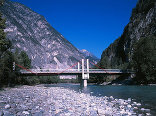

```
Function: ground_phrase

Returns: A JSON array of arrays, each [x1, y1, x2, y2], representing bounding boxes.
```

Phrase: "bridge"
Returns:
[[19, 69, 133, 76], [14, 59, 135, 86]]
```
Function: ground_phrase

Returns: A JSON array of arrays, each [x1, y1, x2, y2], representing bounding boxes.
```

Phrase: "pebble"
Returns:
[[4, 104, 10, 109], [128, 98, 131, 102], [146, 113, 151, 115], [22, 111, 30, 115], [141, 108, 150, 112], [134, 107, 138, 109], [0, 111, 3, 116], [2, 110, 10, 116], [0, 85, 152, 115], [33, 111, 43, 116], [127, 105, 132, 108], [110, 96, 113, 99], [136, 103, 141, 106]]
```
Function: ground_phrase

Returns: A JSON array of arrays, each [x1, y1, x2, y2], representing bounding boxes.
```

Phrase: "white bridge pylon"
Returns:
[[81, 59, 89, 87]]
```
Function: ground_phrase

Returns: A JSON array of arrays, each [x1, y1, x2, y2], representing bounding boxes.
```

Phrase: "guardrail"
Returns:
[[20, 69, 134, 74]]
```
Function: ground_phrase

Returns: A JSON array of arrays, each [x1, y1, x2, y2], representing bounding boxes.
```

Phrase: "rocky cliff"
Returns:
[[0, 0, 98, 69], [99, 0, 156, 69]]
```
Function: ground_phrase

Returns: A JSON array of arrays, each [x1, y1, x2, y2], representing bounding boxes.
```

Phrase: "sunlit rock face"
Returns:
[[0, 0, 99, 69]]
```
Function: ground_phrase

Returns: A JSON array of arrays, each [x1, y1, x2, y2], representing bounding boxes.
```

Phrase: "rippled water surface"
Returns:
[[45, 83, 156, 115]]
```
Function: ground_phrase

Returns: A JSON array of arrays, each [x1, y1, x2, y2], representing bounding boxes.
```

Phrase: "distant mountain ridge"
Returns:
[[0, 0, 99, 69], [79, 49, 99, 64]]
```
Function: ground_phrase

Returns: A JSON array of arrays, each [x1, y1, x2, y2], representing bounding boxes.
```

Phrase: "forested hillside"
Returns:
[[99, 0, 156, 84]]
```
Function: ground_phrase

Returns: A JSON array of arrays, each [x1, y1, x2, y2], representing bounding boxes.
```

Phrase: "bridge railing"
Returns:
[[89, 69, 133, 73], [20, 69, 81, 74], [20, 69, 134, 74]]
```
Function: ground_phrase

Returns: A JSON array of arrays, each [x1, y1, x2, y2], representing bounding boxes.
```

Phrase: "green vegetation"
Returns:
[[0, 0, 32, 87], [0, 0, 14, 87], [131, 0, 155, 18], [97, 35, 156, 84], [0, 50, 32, 87], [14, 49, 31, 69], [132, 35, 156, 84]]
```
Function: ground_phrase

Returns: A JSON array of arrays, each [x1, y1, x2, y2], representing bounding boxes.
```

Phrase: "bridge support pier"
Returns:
[[80, 59, 89, 87], [81, 79, 87, 87]]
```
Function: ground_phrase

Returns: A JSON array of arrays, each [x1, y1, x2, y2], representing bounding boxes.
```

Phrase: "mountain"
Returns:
[[99, 0, 156, 69], [0, 0, 98, 69], [79, 49, 99, 64]]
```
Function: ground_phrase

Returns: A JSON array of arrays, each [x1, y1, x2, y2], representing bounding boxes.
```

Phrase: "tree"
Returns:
[[132, 35, 156, 84], [12, 49, 31, 73], [0, 0, 10, 57], [0, 0, 13, 86], [0, 51, 16, 86], [0, 0, 32, 87]]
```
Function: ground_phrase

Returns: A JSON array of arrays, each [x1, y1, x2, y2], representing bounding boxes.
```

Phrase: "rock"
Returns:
[[0, 111, 4, 116], [134, 107, 138, 109], [0, 101, 5, 103], [127, 105, 132, 108], [33, 111, 43, 116], [146, 113, 151, 115], [141, 108, 150, 112], [89, 110, 98, 116], [127, 112, 132, 115], [22, 111, 30, 115], [2, 110, 10, 116], [35, 106, 39, 109], [136, 103, 141, 106], [0, 85, 152, 115], [128, 98, 131, 102], [0, 0, 99, 69], [63, 112, 72, 116], [110, 96, 113, 99], [5, 104, 11, 109], [97, 109, 105, 115], [10, 104, 16, 109]]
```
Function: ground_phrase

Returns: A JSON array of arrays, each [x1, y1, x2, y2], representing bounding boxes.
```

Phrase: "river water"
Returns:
[[45, 83, 156, 115]]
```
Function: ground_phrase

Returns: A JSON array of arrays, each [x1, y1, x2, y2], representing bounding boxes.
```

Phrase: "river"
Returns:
[[45, 83, 156, 115]]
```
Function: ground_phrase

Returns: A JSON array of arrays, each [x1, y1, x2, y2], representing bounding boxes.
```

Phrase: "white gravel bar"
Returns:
[[0, 85, 151, 116]]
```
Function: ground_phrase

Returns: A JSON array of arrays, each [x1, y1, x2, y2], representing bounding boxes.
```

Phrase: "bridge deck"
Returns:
[[19, 69, 134, 76]]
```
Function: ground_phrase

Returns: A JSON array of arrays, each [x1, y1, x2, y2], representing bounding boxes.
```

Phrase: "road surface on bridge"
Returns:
[[19, 69, 134, 76]]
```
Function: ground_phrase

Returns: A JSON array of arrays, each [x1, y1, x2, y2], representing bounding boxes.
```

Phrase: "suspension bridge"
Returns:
[[14, 59, 135, 86]]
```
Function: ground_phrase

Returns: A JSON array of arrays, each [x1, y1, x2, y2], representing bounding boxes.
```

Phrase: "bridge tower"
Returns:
[[78, 62, 80, 71], [81, 59, 89, 87]]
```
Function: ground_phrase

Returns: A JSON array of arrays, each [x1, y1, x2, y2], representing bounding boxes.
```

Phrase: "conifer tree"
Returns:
[[0, 0, 10, 57], [0, 0, 14, 86]]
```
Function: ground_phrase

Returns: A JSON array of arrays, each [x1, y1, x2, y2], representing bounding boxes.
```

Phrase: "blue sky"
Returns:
[[12, 0, 138, 58]]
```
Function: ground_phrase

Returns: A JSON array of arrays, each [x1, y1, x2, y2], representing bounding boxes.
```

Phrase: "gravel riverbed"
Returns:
[[0, 85, 151, 116]]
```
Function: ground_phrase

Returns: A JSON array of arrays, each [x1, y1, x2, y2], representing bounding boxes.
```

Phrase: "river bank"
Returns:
[[0, 84, 152, 116]]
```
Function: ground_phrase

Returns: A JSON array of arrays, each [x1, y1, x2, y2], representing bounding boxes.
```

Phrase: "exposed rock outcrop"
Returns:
[[0, 0, 99, 69]]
